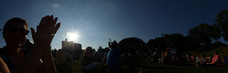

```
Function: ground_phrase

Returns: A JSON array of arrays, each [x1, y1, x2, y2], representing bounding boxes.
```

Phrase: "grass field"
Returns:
[[55, 59, 228, 73], [137, 59, 228, 73], [57, 46, 228, 73]]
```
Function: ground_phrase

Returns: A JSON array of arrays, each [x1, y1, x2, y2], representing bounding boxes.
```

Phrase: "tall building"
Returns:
[[62, 39, 82, 59]]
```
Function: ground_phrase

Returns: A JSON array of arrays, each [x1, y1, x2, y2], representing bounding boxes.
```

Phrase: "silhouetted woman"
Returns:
[[0, 15, 60, 73]]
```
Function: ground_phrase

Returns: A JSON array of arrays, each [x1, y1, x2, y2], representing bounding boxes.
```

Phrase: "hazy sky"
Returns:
[[0, 0, 228, 50]]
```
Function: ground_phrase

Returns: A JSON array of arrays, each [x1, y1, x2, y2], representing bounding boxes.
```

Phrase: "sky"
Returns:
[[0, 0, 228, 50]]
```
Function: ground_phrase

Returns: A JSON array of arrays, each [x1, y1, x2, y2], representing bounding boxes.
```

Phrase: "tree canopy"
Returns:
[[188, 23, 221, 45], [215, 9, 228, 41]]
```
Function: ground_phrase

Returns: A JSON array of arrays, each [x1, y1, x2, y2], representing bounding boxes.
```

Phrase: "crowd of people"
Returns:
[[51, 40, 228, 73], [0, 16, 228, 73], [150, 49, 223, 67], [50, 39, 144, 73]]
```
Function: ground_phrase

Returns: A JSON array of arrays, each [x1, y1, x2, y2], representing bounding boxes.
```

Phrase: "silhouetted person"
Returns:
[[55, 49, 67, 72], [164, 47, 171, 65], [106, 41, 123, 73], [81, 47, 99, 72], [0, 15, 60, 73]]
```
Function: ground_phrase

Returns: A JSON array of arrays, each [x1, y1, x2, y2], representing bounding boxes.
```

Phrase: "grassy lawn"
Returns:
[[138, 59, 228, 73], [55, 46, 228, 73], [59, 59, 228, 73]]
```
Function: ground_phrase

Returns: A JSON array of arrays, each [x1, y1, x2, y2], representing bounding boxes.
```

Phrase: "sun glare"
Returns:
[[66, 32, 80, 42]]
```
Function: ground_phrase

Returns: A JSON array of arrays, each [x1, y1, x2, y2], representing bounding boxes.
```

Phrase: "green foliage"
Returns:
[[183, 36, 201, 51], [163, 33, 184, 54], [146, 39, 155, 49], [163, 33, 184, 48], [215, 9, 228, 41], [211, 41, 227, 49], [188, 23, 221, 46], [199, 45, 228, 57], [147, 37, 165, 51], [147, 9, 228, 56]]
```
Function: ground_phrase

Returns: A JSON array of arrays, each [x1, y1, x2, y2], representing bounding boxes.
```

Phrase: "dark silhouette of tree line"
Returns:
[[147, 9, 228, 54]]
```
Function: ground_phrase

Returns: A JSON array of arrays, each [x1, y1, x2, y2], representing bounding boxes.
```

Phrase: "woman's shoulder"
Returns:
[[0, 48, 16, 72]]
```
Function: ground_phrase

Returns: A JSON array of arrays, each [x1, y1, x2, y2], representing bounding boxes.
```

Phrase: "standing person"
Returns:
[[160, 51, 164, 65], [0, 15, 60, 73], [55, 49, 67, 72], [164, 47, 171, 65], [106, 41, 123, 73]]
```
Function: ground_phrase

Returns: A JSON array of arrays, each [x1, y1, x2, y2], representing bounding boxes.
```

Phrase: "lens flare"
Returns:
[[66, 32, 79, 42]]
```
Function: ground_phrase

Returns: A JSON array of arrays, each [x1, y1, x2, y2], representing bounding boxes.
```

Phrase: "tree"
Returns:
[[146, 37, 166, 52], [163, 33, 184, 54], [211, 41, 227, 49], [154, 37, 166, 52], [215, 9, 228, 42], [163, 33, 184, 48], [188, 23, 221, 46], [146, 39, 156, 50], [183, 36, 201, 51]]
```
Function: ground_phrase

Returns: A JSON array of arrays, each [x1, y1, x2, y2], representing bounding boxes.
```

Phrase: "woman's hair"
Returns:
[[3, 17, 28, 34]]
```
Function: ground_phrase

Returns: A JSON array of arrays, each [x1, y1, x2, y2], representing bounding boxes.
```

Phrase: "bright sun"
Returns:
[[66, 32, 80, 42]]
